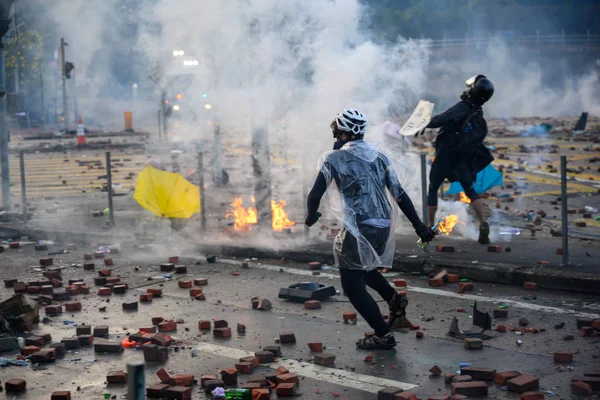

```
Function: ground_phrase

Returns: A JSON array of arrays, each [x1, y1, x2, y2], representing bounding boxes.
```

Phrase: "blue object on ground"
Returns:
[[447, 165, 503, 195]]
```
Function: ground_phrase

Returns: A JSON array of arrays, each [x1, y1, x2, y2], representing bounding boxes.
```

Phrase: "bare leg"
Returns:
[[428, 205, 437, 228], [471, 199, 486, 225]]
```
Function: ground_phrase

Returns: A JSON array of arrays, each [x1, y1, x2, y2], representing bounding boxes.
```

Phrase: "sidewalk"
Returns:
[[1, 221, 598, 294]]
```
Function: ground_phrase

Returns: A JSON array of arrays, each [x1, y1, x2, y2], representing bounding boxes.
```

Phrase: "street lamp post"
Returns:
[[0, 0, 14, 211]]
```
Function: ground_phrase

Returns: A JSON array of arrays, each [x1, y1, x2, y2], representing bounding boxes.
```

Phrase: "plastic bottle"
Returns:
[[225, 389, 251, 399]]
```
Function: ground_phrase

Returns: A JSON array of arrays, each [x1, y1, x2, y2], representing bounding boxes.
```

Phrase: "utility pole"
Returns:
[[60, 38, 68, 133], [72, 68, 79, 123], [0, 0, 14, 211]]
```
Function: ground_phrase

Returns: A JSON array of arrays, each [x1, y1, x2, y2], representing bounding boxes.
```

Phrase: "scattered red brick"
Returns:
[[416, 331, 424, 338], [194, 278, 208, 286], [343, 311, 357, 324], [523, 282, 538, 290], [554, 352, 573, 363], [178, 280, 192, 289], [308, 342, 323, 352], [487, 245, 502, 253], [571, 381, 593, 396], [51, 391, 71, 400], [236, 362, 255, 374], [507, 374, 539, 393], [428, 278, 444, 287], [436, 245, 454, 252], [107, 370, 127, 384], [429, 365, 443, 376], [458, 283, 474, 293], [520, 392, 544, 400], [158, 321, 177, 332], [364, 355, 373, 363], [496, 325, 507, 333], [393, 279, 407, 287], [304, 300, 322, 309], [447, 274, 460, 283], [452, 381, 488, 397]]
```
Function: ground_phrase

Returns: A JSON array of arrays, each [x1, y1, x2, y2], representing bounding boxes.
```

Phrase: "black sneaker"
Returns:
[[356, 333, 397, 350], [387, 293, 408, 329], [478, 222, 490, 244]]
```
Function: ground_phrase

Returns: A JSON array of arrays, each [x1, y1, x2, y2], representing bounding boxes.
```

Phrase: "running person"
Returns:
[[420, 75, 495, 244], [305, 108, 435, 350]]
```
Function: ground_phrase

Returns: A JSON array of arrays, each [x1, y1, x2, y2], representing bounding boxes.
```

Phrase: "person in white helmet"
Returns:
[[305, 108, 435, 350]]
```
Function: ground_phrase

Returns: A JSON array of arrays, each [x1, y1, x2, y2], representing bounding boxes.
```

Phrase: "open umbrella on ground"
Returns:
[[134, 165, 200, 219]]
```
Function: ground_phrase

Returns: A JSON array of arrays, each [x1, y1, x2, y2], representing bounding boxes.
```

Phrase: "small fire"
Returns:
[[436, 215, 459, 235], [226, 197, 295, 232], [271, 200, 296, 231], [459, 192, 471, 204], [226, 197, 258, 231]]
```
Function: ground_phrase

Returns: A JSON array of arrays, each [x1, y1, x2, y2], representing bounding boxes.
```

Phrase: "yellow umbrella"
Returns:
[[134, 165, 200, 219]]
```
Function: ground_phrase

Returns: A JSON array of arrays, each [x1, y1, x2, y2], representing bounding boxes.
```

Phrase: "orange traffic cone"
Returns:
[[77, 118, 86, 145]]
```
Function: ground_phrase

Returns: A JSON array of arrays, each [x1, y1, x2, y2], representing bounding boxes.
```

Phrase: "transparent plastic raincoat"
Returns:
[[316, 140, 412, 271]]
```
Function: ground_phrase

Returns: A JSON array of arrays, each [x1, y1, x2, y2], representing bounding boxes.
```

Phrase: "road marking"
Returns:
[[219, 259, 600, 319], [194, 342, 418, 393]]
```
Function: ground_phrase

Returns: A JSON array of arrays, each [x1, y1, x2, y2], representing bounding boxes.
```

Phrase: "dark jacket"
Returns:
[[427, 100, 493, 182]]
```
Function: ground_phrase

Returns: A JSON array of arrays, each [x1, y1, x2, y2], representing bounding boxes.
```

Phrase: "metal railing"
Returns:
[[426, 32, 600, 49]]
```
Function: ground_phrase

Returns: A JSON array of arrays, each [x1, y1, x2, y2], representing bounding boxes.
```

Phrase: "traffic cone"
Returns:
[[77, 118, 86, 145]]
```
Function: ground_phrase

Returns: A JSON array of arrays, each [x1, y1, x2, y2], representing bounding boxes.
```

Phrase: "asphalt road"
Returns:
[[0, 242, 598, 399]]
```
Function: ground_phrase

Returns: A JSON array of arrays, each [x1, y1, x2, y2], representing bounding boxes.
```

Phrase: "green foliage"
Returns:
[[5, 29, 43, 87]]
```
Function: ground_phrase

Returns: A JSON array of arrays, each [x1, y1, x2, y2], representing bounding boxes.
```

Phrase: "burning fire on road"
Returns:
[[459, 192, 472, 204], [226, 197, 296, 232]]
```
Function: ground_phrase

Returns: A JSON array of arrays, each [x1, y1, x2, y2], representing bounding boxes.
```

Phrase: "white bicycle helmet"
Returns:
[[335, 108, 367, 135]]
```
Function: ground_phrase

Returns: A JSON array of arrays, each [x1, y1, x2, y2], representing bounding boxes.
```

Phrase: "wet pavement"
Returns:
[[0, 242, 599, 399]]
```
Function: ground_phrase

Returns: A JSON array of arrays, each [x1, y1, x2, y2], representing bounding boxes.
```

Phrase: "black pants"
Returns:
[[339, 268, 396, 337], [428, 158, 480, 207]]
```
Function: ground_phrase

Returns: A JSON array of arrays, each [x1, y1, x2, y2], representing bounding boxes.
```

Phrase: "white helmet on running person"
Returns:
[[335, 108, 367, 135]]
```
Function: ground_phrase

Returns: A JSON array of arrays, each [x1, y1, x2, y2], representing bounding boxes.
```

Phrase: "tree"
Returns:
[[4, 29, 42, 90]]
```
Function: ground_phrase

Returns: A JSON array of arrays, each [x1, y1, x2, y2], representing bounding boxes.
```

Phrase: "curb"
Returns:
[[2, 225, 598, 294]]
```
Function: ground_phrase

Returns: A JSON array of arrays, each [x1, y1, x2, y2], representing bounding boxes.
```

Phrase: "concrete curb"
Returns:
[[2, 225, 598, 294]]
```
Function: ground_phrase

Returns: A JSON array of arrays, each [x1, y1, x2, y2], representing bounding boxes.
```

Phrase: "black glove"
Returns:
[[305, 212, 321, 227], [415, 223, 436, 243], [415, 127, 427, 137]]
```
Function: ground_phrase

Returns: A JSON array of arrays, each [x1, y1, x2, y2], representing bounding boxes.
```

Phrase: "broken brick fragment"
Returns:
[[343, 311, 357, 324], [107, 370, 127, 384], [277, 373, 299, 385], [214, 319, 228, 328], [236, 362, 254, 374], [304, 300, 322, 309], [496, 325, 507, 333], [308, 342, 323, 352], [198, 320, 211, 330], [165, 386, 191, 399], [276, 383, 297, 397], [237, 323, 246, 333], [308, 261, 322, 270], [146, 383, 170, 398], [169, 256, 179, 263], [428, 278, 444, 287], [487, 245, 502, 253], [97, 287, 112, 296], [496, 371, 521, 385], [158, 321, 177, 332], [189, 288, 203, 297], [393, 279, 407, 287], [172, 374, 194, 386], [255, 351, 275, 363], [213, 327, 232, 338], [193, 278, 208, 286], [221, 368, 238, 386], [20, 345, 40, 356], [45, 305, 63, 316], [140, 293, 153, 302], [377, 386, 403, 399], [240, 356, 260, 368], [436, 245, 454, 252], [429, 365, 443, 376], [252, 388, 270, 400], [464, 338, 483, 350], [523, 282, 538, 290], [279, 332, 296, 344], [178, 280, 192, 289], [122, 301, 138, 311], [554, 352, 573, 363], [51, 391, 71, 400], [507, 374, 539, 393], [451, 381, 488, 397], [447, 274, 460, 283], [458, 283, 474, 293], [147, 288, 162, 297], [314, 353, 336, 367], [571, 381, 593, 396], [416, 331, 424, 338], [5, 379, 27, 393]]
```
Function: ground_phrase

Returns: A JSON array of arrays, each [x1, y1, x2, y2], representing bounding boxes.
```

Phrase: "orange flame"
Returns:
[[226, 197, 295, 232], [271, 200, 296, 231], [459, 192, 471, 204], [226, 197, 258, 231], [437, 215, 459, 235]]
